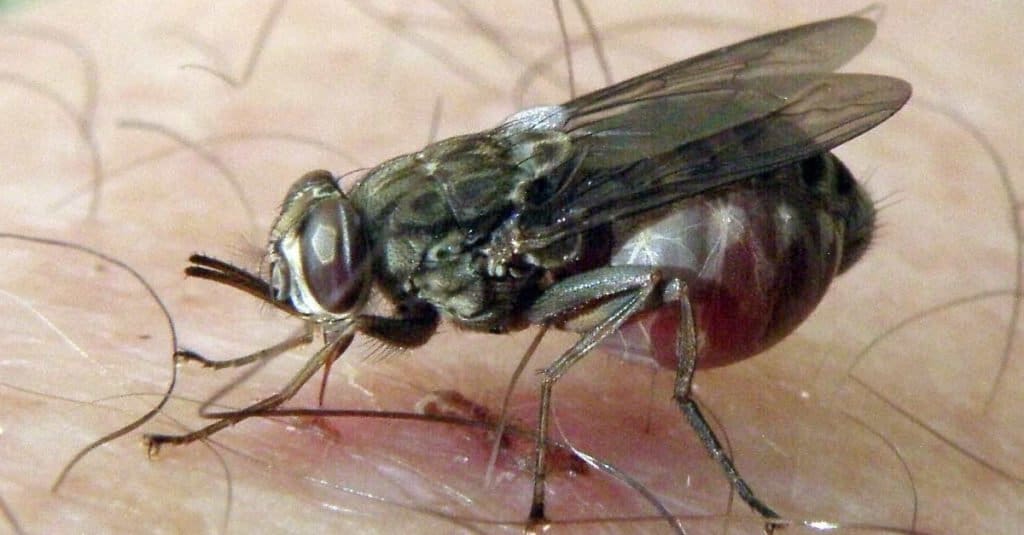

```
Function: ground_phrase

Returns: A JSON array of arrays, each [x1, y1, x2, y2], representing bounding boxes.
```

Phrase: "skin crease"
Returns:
[[0, 0, 1021, 533]]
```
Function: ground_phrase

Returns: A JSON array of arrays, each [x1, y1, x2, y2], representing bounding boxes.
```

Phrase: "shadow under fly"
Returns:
[[54, 5, 910, 534]]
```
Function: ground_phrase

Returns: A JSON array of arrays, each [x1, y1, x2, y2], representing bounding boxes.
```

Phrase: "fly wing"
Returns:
[[564, 15, 876, 116], [522, 74, 910, 244], [510, 16, 911, 246], [546, 15, 879, 168]]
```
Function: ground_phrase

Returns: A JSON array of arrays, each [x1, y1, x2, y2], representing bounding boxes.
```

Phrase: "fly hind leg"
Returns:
[[526, 266, 781, 532], [662, 279, 782, 532]]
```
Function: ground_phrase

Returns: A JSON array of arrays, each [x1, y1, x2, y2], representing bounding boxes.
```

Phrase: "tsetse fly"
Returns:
[[92, 14, 910, 531]]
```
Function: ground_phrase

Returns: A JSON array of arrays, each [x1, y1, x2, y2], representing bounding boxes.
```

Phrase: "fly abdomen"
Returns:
[[604, 157, 867, 369]]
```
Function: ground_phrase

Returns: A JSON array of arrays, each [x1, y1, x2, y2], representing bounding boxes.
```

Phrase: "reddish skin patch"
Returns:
[[419, 390, 590, 476]]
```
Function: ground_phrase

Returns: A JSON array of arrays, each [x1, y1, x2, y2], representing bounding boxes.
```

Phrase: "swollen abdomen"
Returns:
[[603, 173, 843, 369]]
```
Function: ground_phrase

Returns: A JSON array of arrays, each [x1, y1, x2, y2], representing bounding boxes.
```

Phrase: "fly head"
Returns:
[[268, 170, 371, 320]]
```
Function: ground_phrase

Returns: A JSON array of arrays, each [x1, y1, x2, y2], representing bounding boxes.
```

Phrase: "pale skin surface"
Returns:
[[0, 1, 1021, 534]]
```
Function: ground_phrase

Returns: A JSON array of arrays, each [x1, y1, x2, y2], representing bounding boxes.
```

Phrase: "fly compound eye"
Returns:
[[269, 170, 369, 318], [296, 195, 368, 315]]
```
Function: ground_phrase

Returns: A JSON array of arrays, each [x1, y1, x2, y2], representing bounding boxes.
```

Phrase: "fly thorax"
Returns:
[[411, 252, 488, 324], [503, 130, 574, 206], [268, 170, 370, 320]]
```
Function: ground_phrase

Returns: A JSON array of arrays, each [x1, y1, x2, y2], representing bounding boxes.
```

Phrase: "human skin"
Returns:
[[1, 1, 1021, 534]]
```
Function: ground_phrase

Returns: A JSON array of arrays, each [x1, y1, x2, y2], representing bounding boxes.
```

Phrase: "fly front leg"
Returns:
[[175, 326, 319, 422], [524, 266, 663, 527], [176, 325, 315, 370], [145, 302, 437, 455], [143, 332, 353, 455]]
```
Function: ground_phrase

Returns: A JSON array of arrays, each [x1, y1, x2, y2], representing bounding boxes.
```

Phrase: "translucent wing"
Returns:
[[502, 15, 880, 168], [563, 15, 877, 163], [506, 16, 911, 245]]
